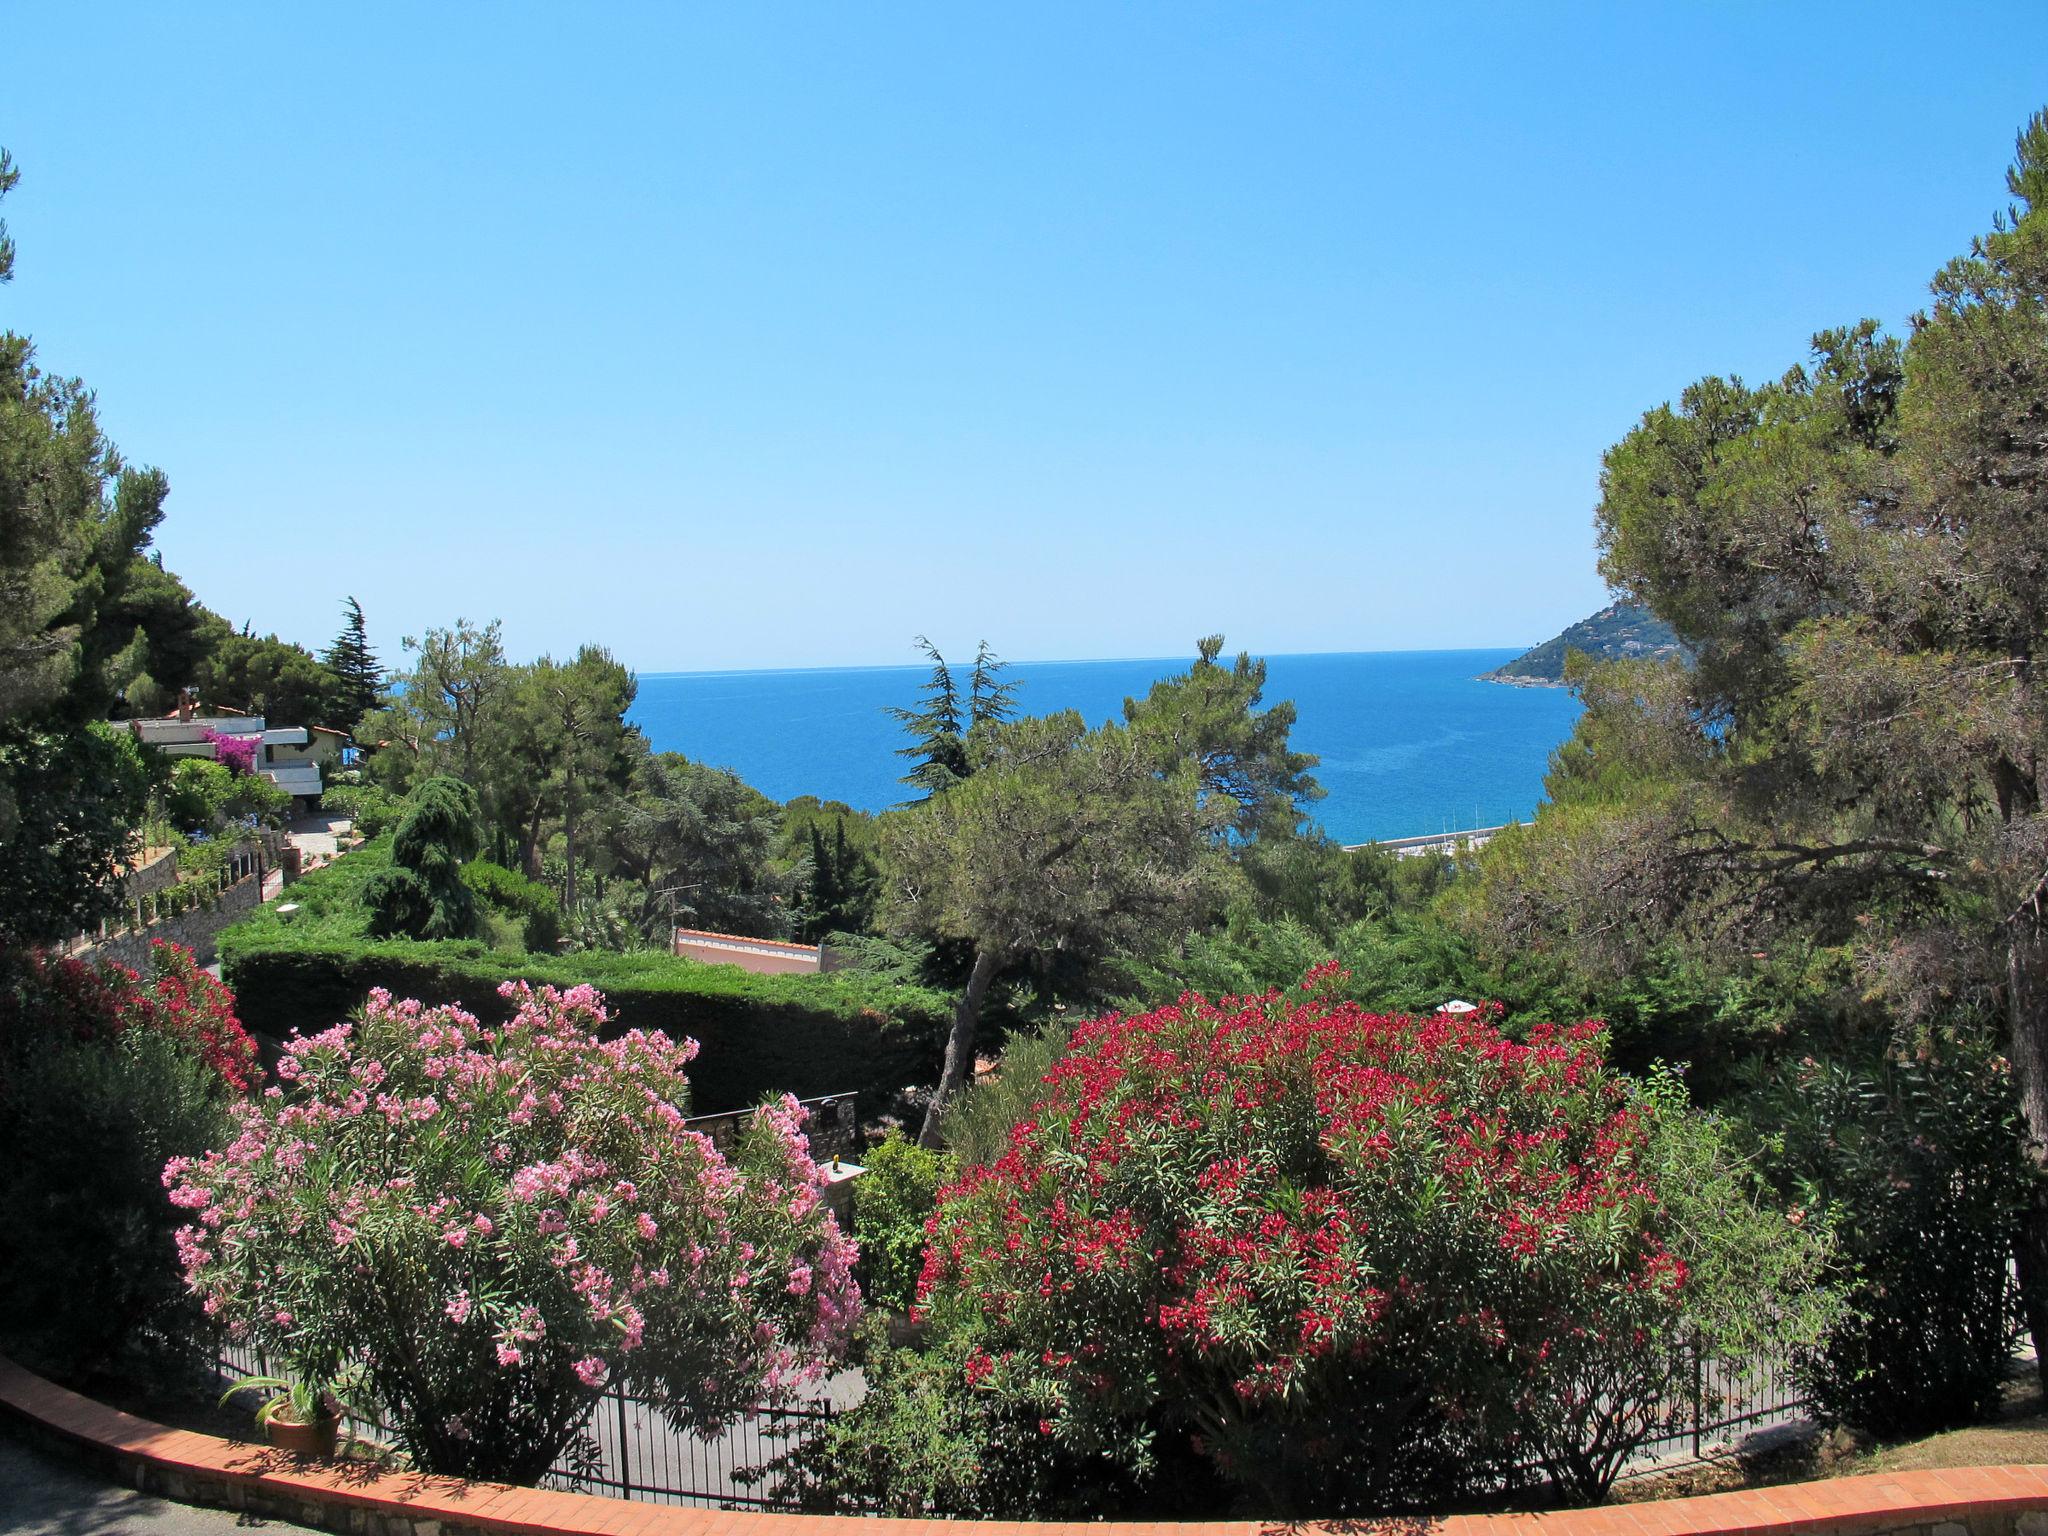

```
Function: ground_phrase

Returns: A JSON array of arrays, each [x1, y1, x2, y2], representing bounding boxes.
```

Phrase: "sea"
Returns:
[[627, 648, 1581, 848]]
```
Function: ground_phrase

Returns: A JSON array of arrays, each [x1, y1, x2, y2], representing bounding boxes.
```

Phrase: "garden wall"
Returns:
[[219, 936, 952, 1115], [125, 845, 181, 899], [6, 1354, 2048, 1536], [89, 870, 265, 972]]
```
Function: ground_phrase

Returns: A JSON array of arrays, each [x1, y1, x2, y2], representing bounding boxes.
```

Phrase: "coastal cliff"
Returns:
[[1481, 600, 1686, 686]]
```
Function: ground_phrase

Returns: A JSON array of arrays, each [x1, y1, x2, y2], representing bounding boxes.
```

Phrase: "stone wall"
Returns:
[[91, 871, 263, 971], [124, 846, 182, 899]]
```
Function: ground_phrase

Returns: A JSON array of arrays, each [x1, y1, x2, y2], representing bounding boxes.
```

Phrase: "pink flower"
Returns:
[[573, 1356, 608, 1387], [443, 1227, 467, 1248], [446, 1292, 473, 1324], [496, 1342, 522, 1368], [636, 1212, 658, 1241], [472, 1214, 494, 1235]]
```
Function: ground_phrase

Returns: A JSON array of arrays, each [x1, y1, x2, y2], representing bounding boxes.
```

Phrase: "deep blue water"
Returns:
[[627, 649, 1582, 847]]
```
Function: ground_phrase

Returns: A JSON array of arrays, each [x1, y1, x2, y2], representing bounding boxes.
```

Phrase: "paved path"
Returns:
[[284, 811, 351, 864], [0, 1425, 318, 1536]]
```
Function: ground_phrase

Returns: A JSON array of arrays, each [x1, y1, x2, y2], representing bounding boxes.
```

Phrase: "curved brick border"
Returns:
[[5, 1355, 2048, 1536]]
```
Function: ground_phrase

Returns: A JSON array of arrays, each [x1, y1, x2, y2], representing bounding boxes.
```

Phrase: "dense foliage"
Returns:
[[883, 709, 1215, 1142], [853, 1132, 955, 1314], [1464, 112, 2048, 1382], [0, 722, 161, 945], [366, 775, 483, 940], [937, 1020, 1072, 1168], [784, 799, 881, 941], [0, 942, 256, 1380], [608, 752, 795, 941], [1747, 1038, 2028, 1436], [220, 845, 953, 1112], [904, 977, 1829, 1515], [167, 982, 861, 1482], [464, 858, 563, 952], [163, 756, 290, 836], [189, 617, 354, 730]]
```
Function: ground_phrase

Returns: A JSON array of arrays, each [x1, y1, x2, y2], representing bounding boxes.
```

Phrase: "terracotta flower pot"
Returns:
[[263, 1409, 340, 1459]]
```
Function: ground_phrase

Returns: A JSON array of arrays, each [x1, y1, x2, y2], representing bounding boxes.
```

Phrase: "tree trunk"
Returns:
[[2007, 895, 2048, 1396], [919, 946, 999, 1149], [564, 793, 579, 913], [519, 802, 545, 881]]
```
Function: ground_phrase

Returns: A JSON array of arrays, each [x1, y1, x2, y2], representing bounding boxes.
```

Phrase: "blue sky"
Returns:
[[5, 4, 2045, 672]]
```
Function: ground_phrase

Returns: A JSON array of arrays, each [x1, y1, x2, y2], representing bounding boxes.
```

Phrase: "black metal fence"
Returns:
[[211, 1326, 1814, 1511], [210, 1336, 838, 1511], [1622, 1337, 1812, 1475], [551, 1384, 834, 1508]]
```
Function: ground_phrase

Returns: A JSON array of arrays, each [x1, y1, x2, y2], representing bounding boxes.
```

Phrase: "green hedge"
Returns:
[[220, 851, 951, 1114]]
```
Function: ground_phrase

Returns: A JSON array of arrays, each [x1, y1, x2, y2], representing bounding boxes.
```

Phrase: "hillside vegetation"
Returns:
[[1481, 600, 1686, 685]]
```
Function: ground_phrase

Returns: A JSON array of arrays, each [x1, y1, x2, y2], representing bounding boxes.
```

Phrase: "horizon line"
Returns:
[[631, 642, 1533, 682]]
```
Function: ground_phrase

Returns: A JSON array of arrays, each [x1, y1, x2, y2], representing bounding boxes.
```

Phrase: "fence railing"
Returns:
[[683, 1092, 860, 1164], [209, 1336, 838, 1511], [1621, 1337, 1811, 1475], [555, 1384, 833, 1508], [209, 1325, 1815, 1511]]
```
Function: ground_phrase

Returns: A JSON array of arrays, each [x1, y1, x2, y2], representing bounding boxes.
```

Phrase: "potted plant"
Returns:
[[220, 1368, 358, 1459]]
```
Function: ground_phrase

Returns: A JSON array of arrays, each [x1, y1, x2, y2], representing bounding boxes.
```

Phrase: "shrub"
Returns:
[[908, 973, 1831, 1516], [855, 1132, 955, 1314], [768, 1321, 1121, 1517], [0, 942, 256, 1382], [165, 759, 229, 835], [164, 756, 291, 835], [220, 856, 952, 1114], [366, 776, 480, 940], [322, 781, 404, 839], [167, 982, 861, 1483], [201, 727, 261, 777], [939, 1021, 1071, 1167], [464, 859, 563, 952], [1747, 1038, 2027, 1437]]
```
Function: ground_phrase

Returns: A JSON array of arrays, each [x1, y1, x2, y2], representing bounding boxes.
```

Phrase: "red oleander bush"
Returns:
[[7, 940, 260, 1093], [0, 941, 257, 1382], [907, 968, 1831, 1514]]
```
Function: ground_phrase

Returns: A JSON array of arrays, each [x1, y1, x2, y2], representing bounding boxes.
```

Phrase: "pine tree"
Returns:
[[323, 596, 383, 728], [798, 816, 878, 940], [802, 822, 839, 941], [889, 636, 970, 799], [967, 639, 1017, 729]]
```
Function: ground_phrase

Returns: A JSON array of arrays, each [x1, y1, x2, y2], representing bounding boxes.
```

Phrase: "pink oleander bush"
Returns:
[[167, 981, 861, 1482]]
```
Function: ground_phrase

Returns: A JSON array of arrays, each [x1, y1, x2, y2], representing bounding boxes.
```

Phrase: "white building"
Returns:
[[130, 712, 336, 808]]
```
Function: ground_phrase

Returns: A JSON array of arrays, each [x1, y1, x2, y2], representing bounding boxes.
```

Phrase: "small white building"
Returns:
[[130, 712, 333, 808]]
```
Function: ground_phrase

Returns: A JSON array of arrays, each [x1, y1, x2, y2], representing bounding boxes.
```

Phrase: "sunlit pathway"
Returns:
[[0, 1426, 318, 1536]]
